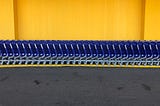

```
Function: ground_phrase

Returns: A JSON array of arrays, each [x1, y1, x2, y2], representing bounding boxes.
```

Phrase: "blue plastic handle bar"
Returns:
[[0, 40, 159, 66]]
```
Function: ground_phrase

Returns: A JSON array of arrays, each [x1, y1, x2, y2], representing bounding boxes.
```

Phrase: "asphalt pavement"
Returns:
[[0, 67, 159, 106]]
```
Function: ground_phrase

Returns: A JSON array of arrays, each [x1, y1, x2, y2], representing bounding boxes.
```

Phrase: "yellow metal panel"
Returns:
[[16, 0, 144, 40], [144, 0, 160, 40], [0, 0, 15, 40]]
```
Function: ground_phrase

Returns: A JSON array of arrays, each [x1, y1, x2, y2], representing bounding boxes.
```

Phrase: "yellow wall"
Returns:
[[16, 0, 144, 40], [0, 0, 159, 40], [0, 0, 15, 40], [144, 0, 160, 40]]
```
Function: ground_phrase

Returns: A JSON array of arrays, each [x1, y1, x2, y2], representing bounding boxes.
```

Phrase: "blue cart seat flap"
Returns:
[[0, 40, 160, 66], [11, 41, 20, 56]]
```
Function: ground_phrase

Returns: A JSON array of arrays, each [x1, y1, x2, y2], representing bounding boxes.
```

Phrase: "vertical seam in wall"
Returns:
[[13, 0, 18, 40], [141, 0, 146, 40]]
